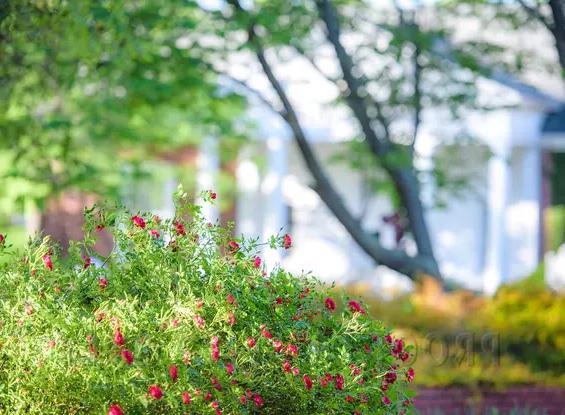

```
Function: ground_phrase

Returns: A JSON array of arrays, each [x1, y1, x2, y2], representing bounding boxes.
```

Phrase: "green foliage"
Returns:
[[345, 277, 565, 388], [0, 0, 246, 212], [0, 192, 415, 414]]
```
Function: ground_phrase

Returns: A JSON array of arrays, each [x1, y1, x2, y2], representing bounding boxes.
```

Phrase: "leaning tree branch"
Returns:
[[548, 0, 565, 74], [517, 0, 552, 30], [315, 0, 440, 277], [226, 0, 441, 279]]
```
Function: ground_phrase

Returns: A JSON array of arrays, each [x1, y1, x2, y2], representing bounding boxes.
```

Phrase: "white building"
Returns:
[[221, 54, 565, 295]]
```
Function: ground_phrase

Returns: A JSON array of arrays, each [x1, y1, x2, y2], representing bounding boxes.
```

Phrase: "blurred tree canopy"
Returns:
[[1, 0, 560, 281], [0, 0, 245, 216]]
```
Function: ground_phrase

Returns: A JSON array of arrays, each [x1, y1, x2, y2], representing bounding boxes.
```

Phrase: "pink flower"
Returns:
[[324, 297, 336, 311], [169, 365, 178, 382], [406, 367, 415, 382], [272, 340, 283, 352], [253, 394, 264, 408], [96, 224, 105, 232], [83, 255, 91, 269], [226, 362, 234, 375], [303, 375, 313, 390], [282, 361, 292, 373], [246, 337, 256, 348], [193, 315, 205, 329], [227, 312, 236, 326], [228, 240, 240, 252], [335, 374, 344, 390], [253, 256, 262, 268], [196, 299, 204, 309], [291, 367, 300, 376], [132, 215, 146, 229], [382, 396, 391, 405], [99, 278, 108, 289], [347, 300, 366, 314], [392, 339, 404, 356], [108, 404, 124, 415], [211, 336, 220, 346], [148, 385, 163, 399], [226, 293, 236, 305], [204, 392, 213, 401], [121, 349, 134, 365], [211, 348, 220, 361], [239, 395, 246, 404], [0, 234, 4, 244], [42, 254, 53, 271], [174, 221, 186, 236], [149, 229, 160, 239], [385, 334, 393, 344], [181, 391, 191, 404], [114, 330, 125, 347], [283, 234, 292, 249]]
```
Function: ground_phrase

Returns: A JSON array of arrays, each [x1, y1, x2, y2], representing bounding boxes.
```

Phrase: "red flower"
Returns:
[[196, 299, 204, 309], [99, 278, 108, 289], [324, 297, 336, 311], [385, 334, 393, 344], [96, 224, 105, 232], [42, 254, 53, 271], [392, 339, 404, 356], [148, 385, 163, 399], [211, 348, 220, 362], [406, 367, 415, 382], [209, 191, 217, 200], [303, 375, 313, 390], [261, 327, 273, 339], [131, 215, 146, 229], [169, 365, 178, 383], [291, 367, 300, 376], [400, 351, 410, 362], [253, 256, 262, 268], [275, 297, 283, 305], [175, 221, 186, 236], [286, 344, 298, 357], [320, 377, 328, 387], [345, 395, 355, 403], [246, 389, 253, 398], [121, 349, 134, 365], [149, 229, 160, 239], [239, 395, 246, 404], [227, 312, 236, 326], [226, 362, 234, 375], [226, 293, 236, 305], [0, 234, 5, 244], [246, 337, 256, 348], [347, 300, 366, 314], [193, 315, 205, 329], [108, 404, 124, 415], [181, 391, 191, 405], [382, 396, 391, 405], [204, 392, 213, 401], [253, 394, 264, 408], [83, 255, 91, 269], [335, 374, 344, 390], [114, 330, 125, 347], [282, 361, 292, 373], [283, 234, 292, 249], [228, 241, 240, 252]]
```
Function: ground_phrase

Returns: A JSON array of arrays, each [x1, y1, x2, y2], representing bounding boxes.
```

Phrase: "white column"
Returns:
[[520, 144, 542, 264], [261, 136, 289, 269], [235, 147, 262, 238], [197, 136, 220, 223], [483, 151, 511, 295]]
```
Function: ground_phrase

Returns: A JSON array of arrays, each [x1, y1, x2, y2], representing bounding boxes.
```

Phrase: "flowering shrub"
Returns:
[[0, 190, 415, 414]]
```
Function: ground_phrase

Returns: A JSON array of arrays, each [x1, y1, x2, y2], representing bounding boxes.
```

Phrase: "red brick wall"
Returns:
[[415, 387, 565, 414]]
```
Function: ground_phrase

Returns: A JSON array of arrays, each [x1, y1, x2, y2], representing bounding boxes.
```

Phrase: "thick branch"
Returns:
[[548, 0, 565, 73], [316, 0, 440, 275]]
